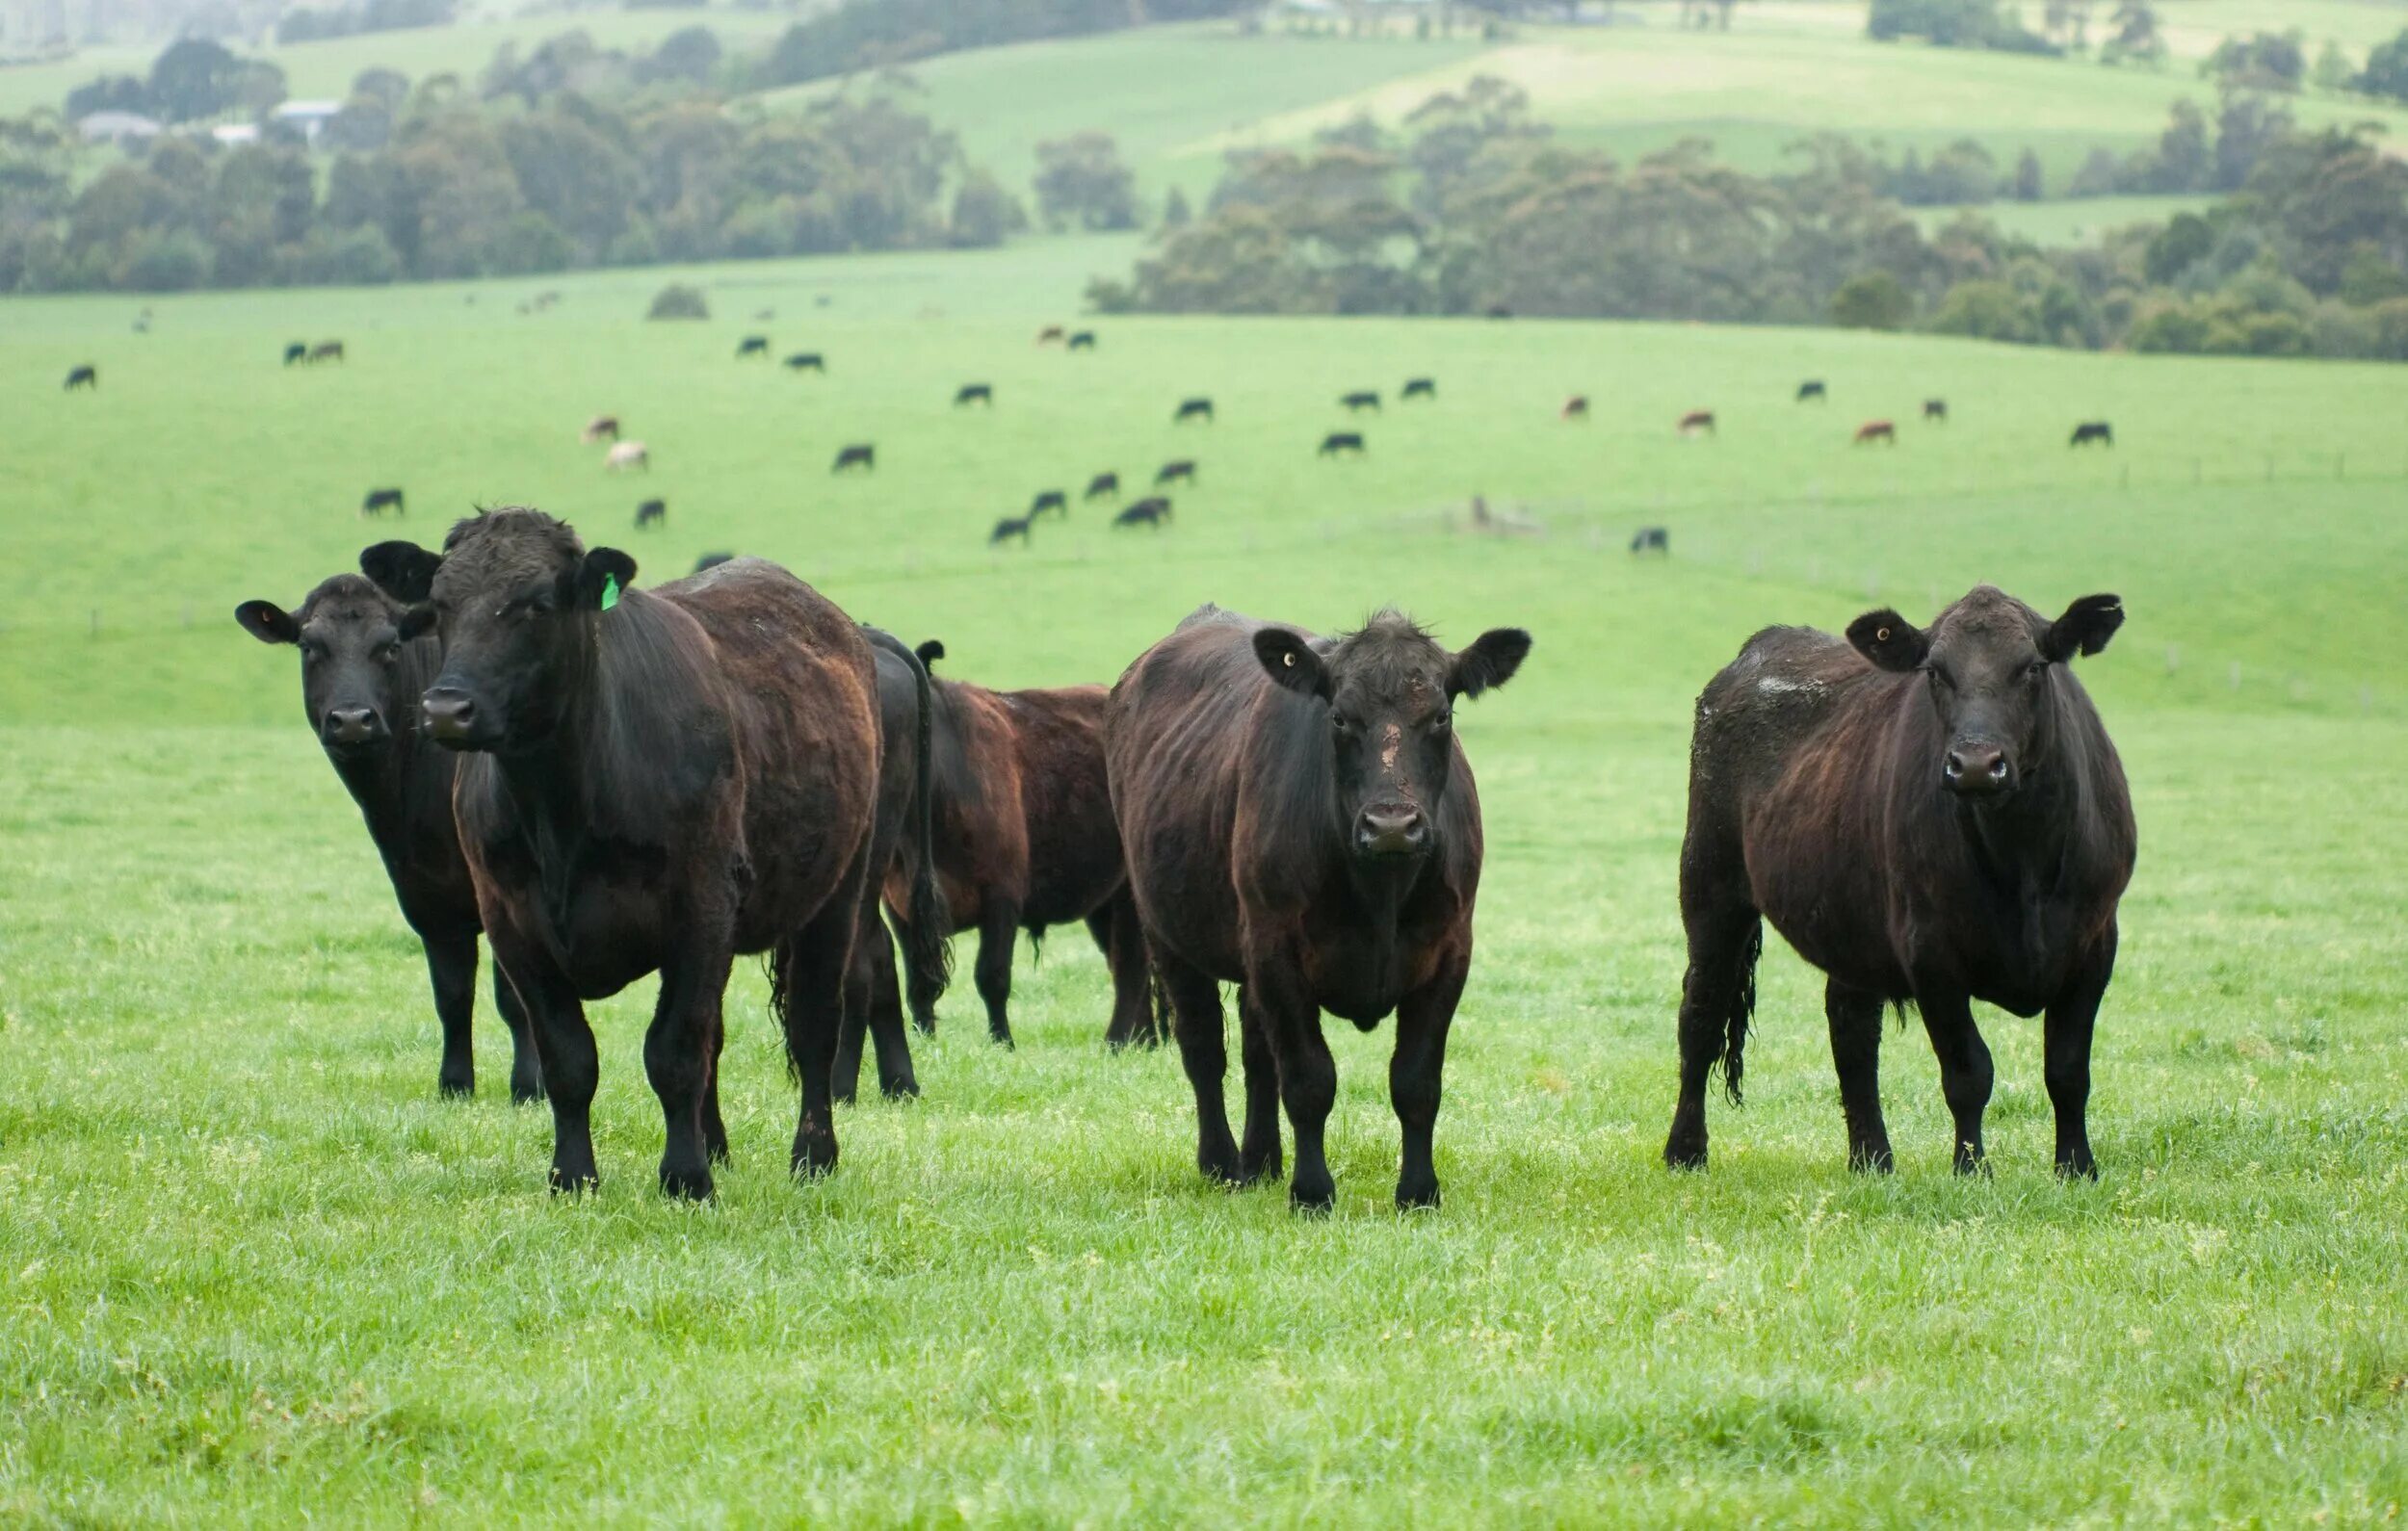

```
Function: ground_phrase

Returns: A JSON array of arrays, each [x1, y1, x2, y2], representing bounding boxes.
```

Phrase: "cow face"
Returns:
[[236, 575, 428, 760], [1254, 613, 1531, 862], [362, 510, 634, 755], [1848, 586, 2122, 800]]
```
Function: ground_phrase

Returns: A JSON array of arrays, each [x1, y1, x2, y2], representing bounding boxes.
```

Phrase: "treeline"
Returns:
[[64, 38, 286, 125], [1088, 79, 2408, 361], [753, 0, 1246, 91], [275, 0, 455, 48], [1, 67, 1026, 292]]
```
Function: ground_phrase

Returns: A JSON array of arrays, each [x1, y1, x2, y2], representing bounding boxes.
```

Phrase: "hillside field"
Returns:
[[2, 246, 2405, 1522]]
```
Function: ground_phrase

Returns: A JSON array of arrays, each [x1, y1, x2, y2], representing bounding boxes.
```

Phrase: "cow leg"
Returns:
[[974, 899, 1019, 1048], [1825, 978, 1894, 1172], [646, 910, 736, 1200], [421, 928, 479, 1099], [1917, 991, 1994, 1175], [1391, 952, 1468, 1210], [1092, 889, 1156, 1049], [863, 909, 919, 1099], [1158, 945, 1240, 1185], [488, 919, 600, 1193], [1249, 956, 1337, 1212], [1663, 890, 1761, 1171], [703, 1016, 728, 1165], [833, 907, 877, 1105], [1234, 986, 1281, 1185], [777, 895, 861, 1181], [489, 956, 543, 1103], [2046, 932, 2116, 1181]]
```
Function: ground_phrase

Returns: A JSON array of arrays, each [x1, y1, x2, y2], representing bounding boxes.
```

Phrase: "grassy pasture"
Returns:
[[3, 247, 2406, 1521]]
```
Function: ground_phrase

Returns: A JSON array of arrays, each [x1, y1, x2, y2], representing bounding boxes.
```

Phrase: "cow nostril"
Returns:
[[1945, 753, 1966, 778], [1989, 757, 2010, 780]]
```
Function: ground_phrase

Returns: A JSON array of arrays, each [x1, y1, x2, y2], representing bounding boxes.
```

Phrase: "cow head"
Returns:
[[1253, 612, 1531, 862], [361, 507, 635, 755], [1848, 585, 2123, 801], [235, 575, 432, 761]]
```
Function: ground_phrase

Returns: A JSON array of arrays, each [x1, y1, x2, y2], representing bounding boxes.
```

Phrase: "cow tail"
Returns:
[[1720, 921, 1764, 1105], [898, 647, 955, 1025], [768, 938, 801, 1083]]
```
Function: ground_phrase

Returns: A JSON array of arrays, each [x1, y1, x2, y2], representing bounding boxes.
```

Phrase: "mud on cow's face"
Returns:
[[235, 576, 423, 760], [359, 510, 635, 755], [1848, 586, 2123, 801], [1254, 612, 1531, 862]]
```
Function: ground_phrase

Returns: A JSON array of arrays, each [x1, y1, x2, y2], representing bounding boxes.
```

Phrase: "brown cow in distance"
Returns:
[[867, 639, 1153, 1053], [1854, 420, 1897, 446], [361, 514, 926, 1198], [1663, 585, 2134, 1181], [1108, 606, 1531, 1211]]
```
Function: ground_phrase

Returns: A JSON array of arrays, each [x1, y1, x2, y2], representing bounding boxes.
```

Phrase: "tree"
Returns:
[[647, 282, 709, 318], [1927, 277, 2040, 342], [2101, 2, 2162, 65], [147, 39, 252, 122], [2312, 41, 2353, 93], [65, 74, 149, 121], [2143, 210, 2213, 284], [948, 169, 1027, 247], [1830, 270, 1911, 328], [2012, 148, 2044, 202], [2204, 32, 2304, 93], [2359, 30, 2408, 104], [637, 27, 722, 88], [1161, 184, 1192, 231], [353, 68, 411, 111], [1033, 132, 1139, 231], [2212, 90, 2291, 192]]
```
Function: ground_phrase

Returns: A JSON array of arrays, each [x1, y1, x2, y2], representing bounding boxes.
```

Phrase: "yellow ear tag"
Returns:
[[1284, 652, 1295, 666], [1876, 627, 1891, 642]]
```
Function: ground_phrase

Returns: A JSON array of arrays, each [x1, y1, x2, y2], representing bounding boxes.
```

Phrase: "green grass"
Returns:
[[3, 247, 2406, 1521]]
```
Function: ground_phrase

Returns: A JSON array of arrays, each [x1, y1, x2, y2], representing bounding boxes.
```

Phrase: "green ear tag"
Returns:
[[601, 574, 620, 611]]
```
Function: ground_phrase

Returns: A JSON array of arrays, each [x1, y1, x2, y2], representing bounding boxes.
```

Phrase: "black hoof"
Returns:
[[438, 1077, 475, 1101], [2055, 1154, 2099, 1181], [510, 1080, 546, 1105], [660, 1163, 716, 1201], [548, 1165, 598, 1196], [791, 1136, 839, 1181], [880, 1078, 922, 1102], [1396, 1179, 1441, 1211], [1848, 1143, 1896, 1174], [1289, 1172, 1336, 1213], [1662, 1139, 1708, 1171]]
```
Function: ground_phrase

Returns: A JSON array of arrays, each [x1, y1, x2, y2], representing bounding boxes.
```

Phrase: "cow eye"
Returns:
[[2026, 661, 2049, 680], [1429, 713, 1452, 735], [378, 642, 401, 663], [299, 639, 326, 662]]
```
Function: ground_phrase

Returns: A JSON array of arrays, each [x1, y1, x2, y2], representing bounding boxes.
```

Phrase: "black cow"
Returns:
[[737, 336, 770, 358], [283, 342, 308, 366], [2071, 421, 2113, 448], [1797, 380, 1827, 403], [1067, 330, 1097, 350], [1340, 390, 1381, 413], [1401, 377, 1436, 401], [64, 365, 96, 390], [1561, 397, 1589, 422], [990, 514, 1034, 546], [694, 552, 735, 574], [1630, 527, 1669, 556], [1114, 498, 1170, 529], [1924, 399, 1949, 423], [1085, 472, 1121, 501], [955, 383, 994, 407], [1174, 398, 1214, 424], [1107, 606, 1531, 1210], [785, 352, 825, 373], [1663, 586, 2134, 1181], [1318, 431, 1365, 457], [1155, 459, 1196, 486], [636, 498, 667, 529], [1029, 489, 1068, 519], [309, 341, 345, 364], [362, 488, 406, 518], [234, 575, 542, 1103], [832, 444, 876, 474], [362, 512, 947, 1198]]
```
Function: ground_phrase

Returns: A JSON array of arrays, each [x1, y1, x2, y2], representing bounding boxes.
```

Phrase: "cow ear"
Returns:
[[1450, 627, 1531, 699], [2043, 593, 2124, 662], [1846, 609, 1928, 672], [397, 604, 437, 641], [360, 541, 441, 603], [578, 548, 638, 610], [915, 639, 944, 670], [235, 600, 299, 645], [1254, 628, 1332, 701]]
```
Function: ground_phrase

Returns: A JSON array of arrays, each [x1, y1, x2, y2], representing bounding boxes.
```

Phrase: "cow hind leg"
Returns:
[[489, 956, 544, 1103], [1917, 991, 1995, 1175], [1157, 945, 1241, 1186], [773, 895, 861, 1181], [1093, 891, 1157, 1049], [863, 913, 920, 1099], [1824, 978, 1893, 1172], [1662, 894, 1763, 1171], [1234, 987, 1282, 1186], [422, 929, 480, 1100], [974, 899, 1019, 1048]]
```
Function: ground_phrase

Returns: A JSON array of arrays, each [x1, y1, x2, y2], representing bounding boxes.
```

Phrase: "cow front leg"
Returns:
[[1248, 955, 1336, 1213], [2046, 931, 2116, 1181], [1917, 991, 1995, 1175], [419, 928, 479, 1099], [1391, 951, 1468, 1210], [1235, 986, 1282, 1185], [487, 917, 599, 1194], [975, 899, 1020, 1048], [646, 908, 737, 1200]]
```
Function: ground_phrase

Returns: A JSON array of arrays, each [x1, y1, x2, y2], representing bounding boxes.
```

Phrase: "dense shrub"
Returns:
[[646, 282, 709, 320]]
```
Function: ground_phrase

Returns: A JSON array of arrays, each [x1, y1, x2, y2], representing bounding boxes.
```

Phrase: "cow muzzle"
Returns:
[[321, 705, 388, 752], [1944, 740, 2016, 798], [421, 687, 484, 748], [1354, 802, 1428, 859]]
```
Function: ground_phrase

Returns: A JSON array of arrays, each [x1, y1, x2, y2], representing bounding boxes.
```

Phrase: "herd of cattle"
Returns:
[[236, 506, 2134, 1208]]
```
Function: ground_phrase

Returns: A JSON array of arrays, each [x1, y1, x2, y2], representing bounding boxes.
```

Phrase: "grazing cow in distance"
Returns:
[[1114, 498, 1171, 529], [990, 514, 1034, 546], [284, 342, 308, 366], [1631, 527, 1669, 556], [857, 640, 1152, 1055], [1664, 586, 2133, 1181], [1085, 471, 1121, 501], [737, 336, 769, 358], [64, 365, 96, 390], [1401, 377, 1436, 401], [785, 352, 825, 373], [582, 415, 620, 445], [310, 341, 345, 364], [1029, 489, 1068, 519], [1174, 397, 1214, 424], [605, 441, 649, 473], [1067, 330, 1097, 350], [1679, 409, 1716, 437], [1854, 420, 1897, 447], [955, 382, 994, 407], [1108, 606, 1531, 1209], [234, 574, 542, 1103], [362, 513, 915, 1198], [832, 443, 875, 474], [694, 552, 734, 574], [2071, 421, 2113, 449], [1924, 399, 1949, 423], [1560, 396, 1588, 422], [636, 498, 667, 529], [362, 488, 406, 518], [1036, 324, 1065, 345], [1341, 390, 1381, 413], [1318, 431, 1366, 457], [1797, 380, 1827, 403], [1485, 302, 1512, 319], [1155, 459, 1196, 486]]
